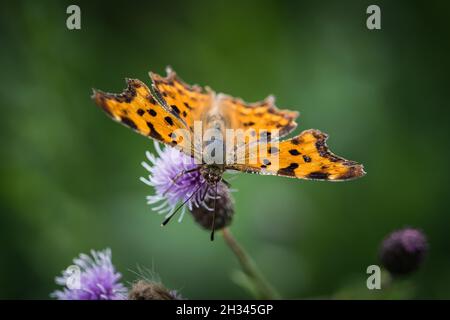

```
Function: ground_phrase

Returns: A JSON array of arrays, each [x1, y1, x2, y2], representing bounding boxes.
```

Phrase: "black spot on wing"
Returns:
[[137, 109, 145, 116], [171, 105, 181, 115], [307, 171, 330, 180], [289, 149, 301, 156], [146, 121, 163, 141], [165, 116, 174, 126], [277, 163, 299, 176], [303, 155, 311, 163], [148, 109, 157, 117], [121, 117, 137, 130]]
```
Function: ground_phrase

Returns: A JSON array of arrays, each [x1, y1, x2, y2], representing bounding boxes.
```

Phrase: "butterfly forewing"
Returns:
[[150, 68, 213, 129], [92, 78, 193, 156]]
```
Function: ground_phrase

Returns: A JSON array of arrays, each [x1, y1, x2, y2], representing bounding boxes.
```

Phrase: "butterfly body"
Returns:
[[200, 164, 225, 185]]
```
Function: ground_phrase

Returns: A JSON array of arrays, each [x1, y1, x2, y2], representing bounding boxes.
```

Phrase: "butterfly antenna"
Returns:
[[210, 182, 218, 241], [162, 183, 203, 226]]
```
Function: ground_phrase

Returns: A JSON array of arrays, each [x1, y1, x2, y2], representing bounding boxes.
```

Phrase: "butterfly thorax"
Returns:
[[200, 164, 224, 185]]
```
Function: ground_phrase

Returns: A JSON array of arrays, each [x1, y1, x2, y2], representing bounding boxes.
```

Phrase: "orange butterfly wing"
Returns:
[[229, 129, 365, 181], [150, 68, 213, 129], [92, 78, 192, 154], [150, 68, 298, 139]]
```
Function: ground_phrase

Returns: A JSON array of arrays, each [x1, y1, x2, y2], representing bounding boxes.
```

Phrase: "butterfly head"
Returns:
[[200, 164, 224, 185]]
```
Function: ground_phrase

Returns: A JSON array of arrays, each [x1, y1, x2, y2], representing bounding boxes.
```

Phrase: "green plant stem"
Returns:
[[222, 227, 280, 300]]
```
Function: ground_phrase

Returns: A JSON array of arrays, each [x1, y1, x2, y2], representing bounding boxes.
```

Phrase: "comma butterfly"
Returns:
[[93, 67, 365, 180], [92, 67, 365, 238]]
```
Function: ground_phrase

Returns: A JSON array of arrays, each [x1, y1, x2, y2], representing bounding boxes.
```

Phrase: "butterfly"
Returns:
[[92, 67, 365, 239]]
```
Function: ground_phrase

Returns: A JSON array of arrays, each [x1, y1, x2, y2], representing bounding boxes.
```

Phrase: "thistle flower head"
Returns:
[[191, 182, 234, 230], [140, 142, 216, 222], [379, 228, 428, 276], [52, 248, 127, 300]]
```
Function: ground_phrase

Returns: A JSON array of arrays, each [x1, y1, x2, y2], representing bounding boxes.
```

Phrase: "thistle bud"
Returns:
[[128, 280, 183, 300], [190, 182, 234, 231], [379, 228, 428, 276]]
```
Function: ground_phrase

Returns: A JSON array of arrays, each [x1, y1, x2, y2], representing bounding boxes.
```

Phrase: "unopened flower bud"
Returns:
[[379, 228, 428, 276], [190, 182, 234, 231]]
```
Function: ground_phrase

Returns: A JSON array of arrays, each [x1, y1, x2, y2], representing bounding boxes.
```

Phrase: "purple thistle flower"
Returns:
[[52, 248, 127, 300], [140, 142, 214, 222], [379, 228, 428, 276]]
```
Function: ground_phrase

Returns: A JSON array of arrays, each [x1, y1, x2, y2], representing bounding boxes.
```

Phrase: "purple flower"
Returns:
[[140, 142, 213, 222], [379, 228, 428, 276], [52, 248, 127, 300]]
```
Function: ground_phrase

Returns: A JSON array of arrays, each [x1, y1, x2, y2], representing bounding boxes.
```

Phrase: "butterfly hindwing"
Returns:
[[92, 78, 192, 154], [229, 129, 365, 181]]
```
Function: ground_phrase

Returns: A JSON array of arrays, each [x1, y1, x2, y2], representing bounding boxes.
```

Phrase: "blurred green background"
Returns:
[[1, 0, 449, 299]]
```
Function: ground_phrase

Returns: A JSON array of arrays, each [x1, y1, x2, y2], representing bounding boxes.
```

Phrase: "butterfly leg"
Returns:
[[162, 182, 204, 226]]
